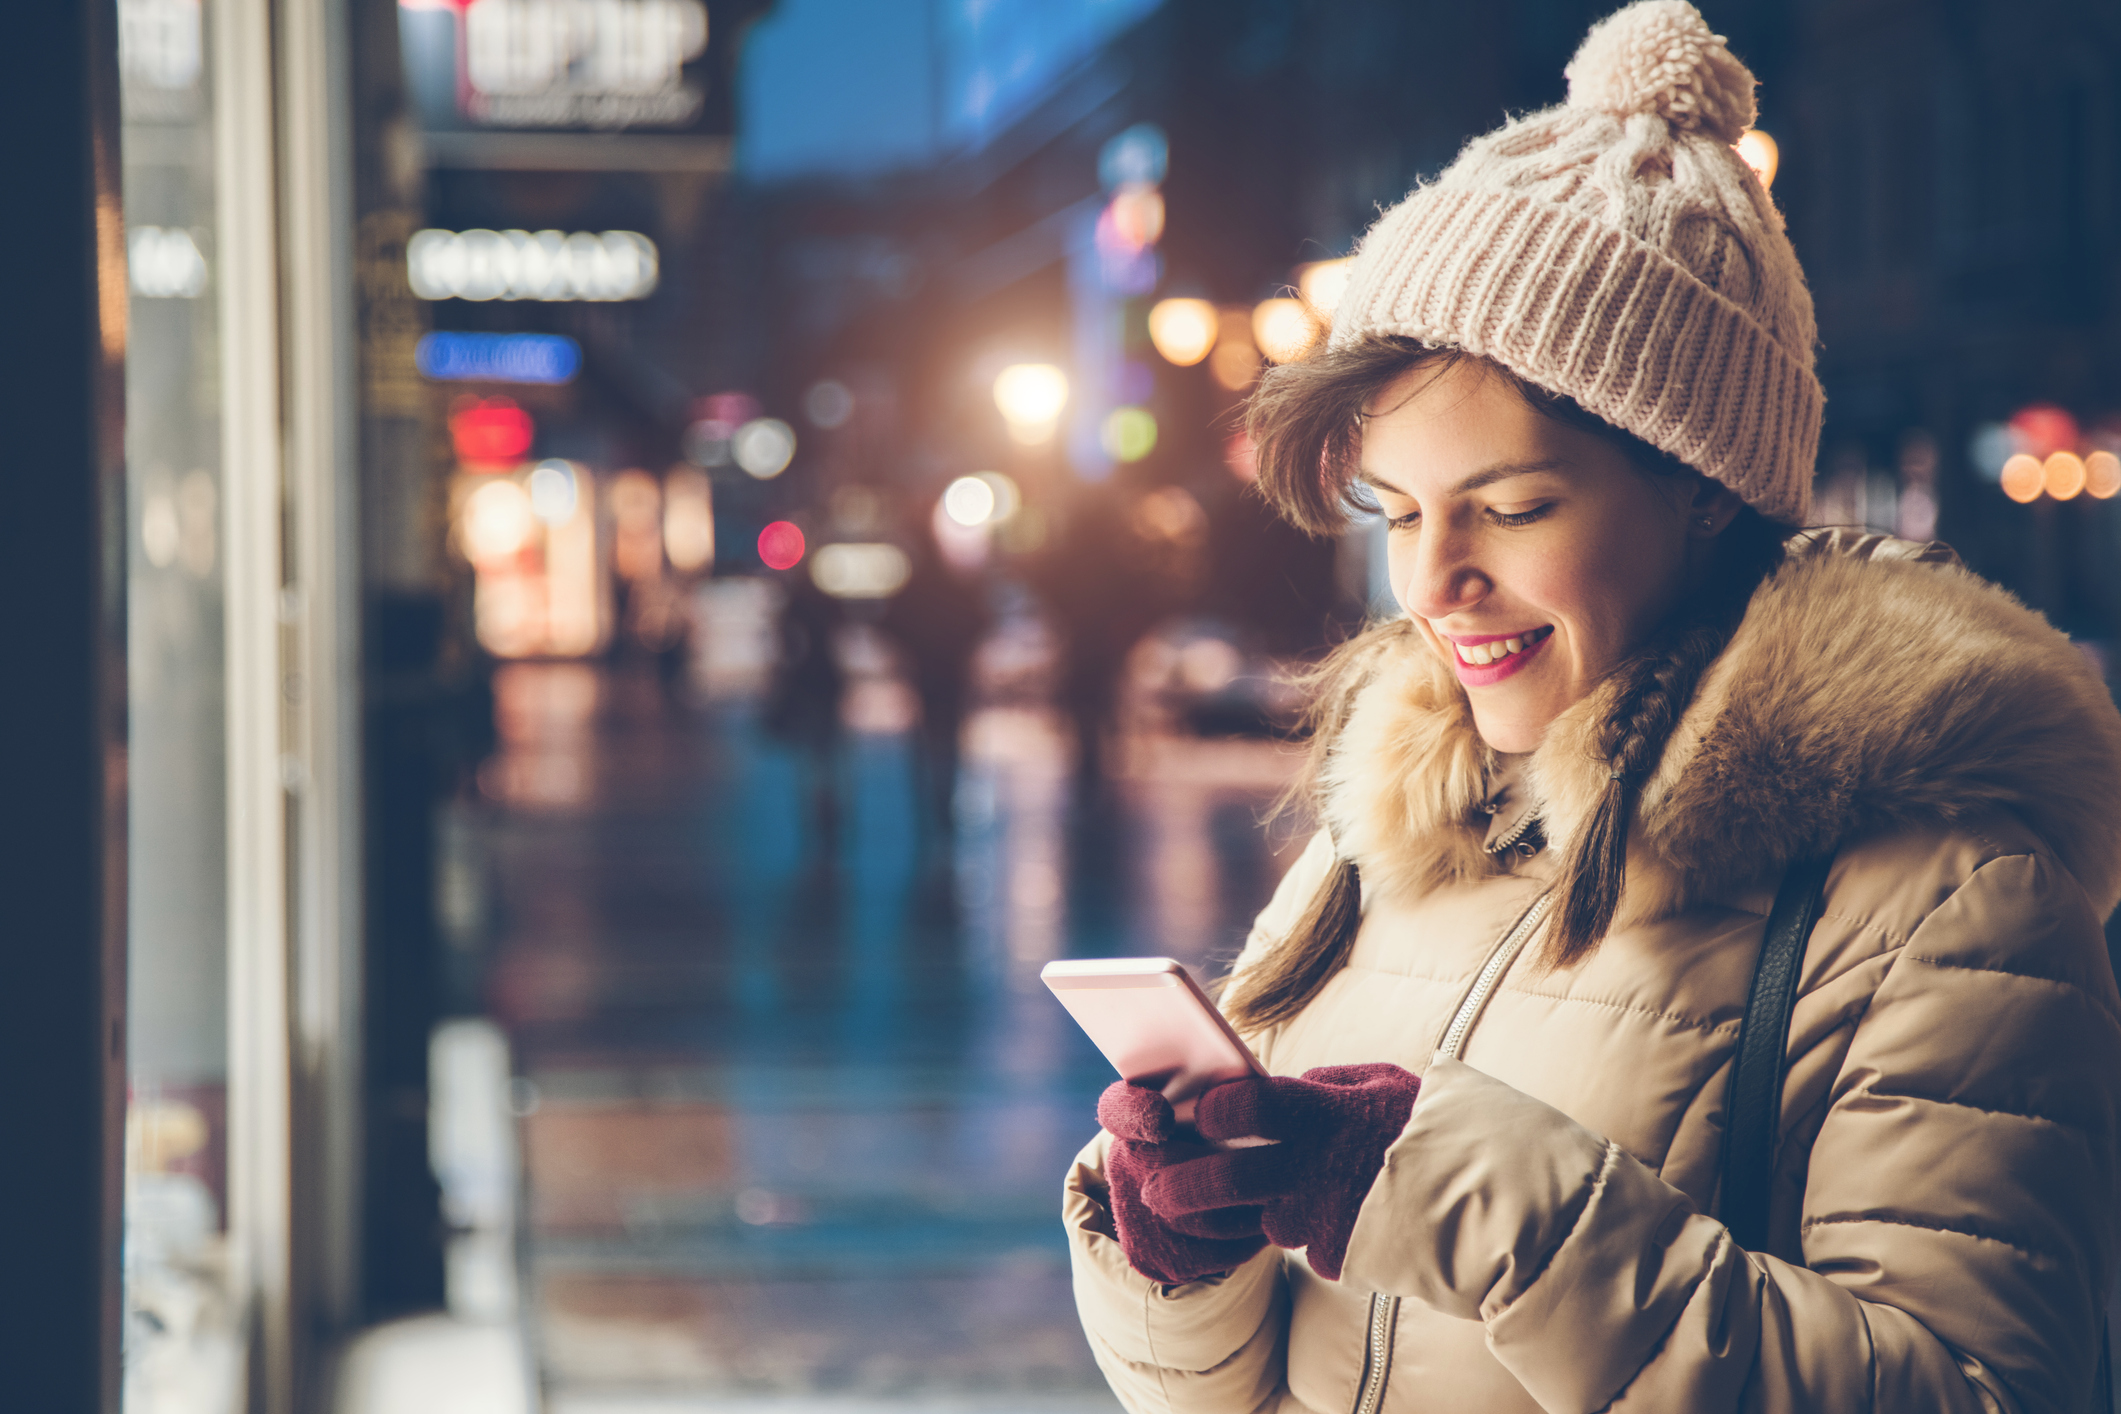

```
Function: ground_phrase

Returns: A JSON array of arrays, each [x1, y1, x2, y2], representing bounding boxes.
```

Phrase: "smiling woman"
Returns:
[[1062, 4, 2121, 1413]]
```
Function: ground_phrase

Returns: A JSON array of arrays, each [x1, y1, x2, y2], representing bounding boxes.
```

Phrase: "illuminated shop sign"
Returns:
[[399, 0, 717, 133], [129, 226, 208, 299], [417, 332, 582, 384], [408, 228, 658, 302], [118, 0, 202, 101]]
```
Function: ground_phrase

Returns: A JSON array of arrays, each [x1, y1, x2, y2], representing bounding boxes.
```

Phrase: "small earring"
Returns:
[[1696, 515, 1715, 532]]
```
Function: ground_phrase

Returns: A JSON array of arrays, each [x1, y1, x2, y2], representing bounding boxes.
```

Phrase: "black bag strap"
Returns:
[[1718, 851, 1834, 1254], [1719, 850, 2115, 1411]]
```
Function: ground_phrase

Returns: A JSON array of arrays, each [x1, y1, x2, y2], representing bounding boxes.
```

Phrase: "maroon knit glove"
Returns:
[[1096, 1081, 1268, 1285], [1142, 1063, 1419, 1281]]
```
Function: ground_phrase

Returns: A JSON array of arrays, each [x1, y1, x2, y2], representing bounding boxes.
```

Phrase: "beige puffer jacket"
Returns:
[[1065, 537, 2121, 1413]]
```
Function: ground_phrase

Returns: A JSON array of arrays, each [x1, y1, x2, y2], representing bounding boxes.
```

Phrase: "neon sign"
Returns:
[[408, 228, 658, 302], [417, 332, 582, 383]]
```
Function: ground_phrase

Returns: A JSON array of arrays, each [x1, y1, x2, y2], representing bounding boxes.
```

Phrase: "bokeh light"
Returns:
[[1101, 407, 1158, 462], [2011, 404, 2080, 460], [1147, 298, 1217, 367], [1210, 308, 1260, 390], [758, 520, 805, 570], [993, 363, 1069, 444], [663, 468, 715, 573], [1104, 184, 1165, 252], [810, 542, 912, 599], [2086, 450, 2121, 499], [463, 478, 535, 565], [1252, 298, 1317, 364], [2000, 454, 2045, 503], [803, 379, 854, 429], [943, 475, 998, 526], [733, 418, 797, 479], [2044, 451, 2088, 500], [449, 397, 535, 465], [527, 460, 579, 525], [977, 471, 1022, 522], [1735, 129, 1779, 190], [1296, 257, 1353, 316]]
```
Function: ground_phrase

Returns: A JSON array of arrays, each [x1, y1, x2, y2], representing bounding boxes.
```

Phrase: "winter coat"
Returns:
[[1064, 534, 2121, 1413]]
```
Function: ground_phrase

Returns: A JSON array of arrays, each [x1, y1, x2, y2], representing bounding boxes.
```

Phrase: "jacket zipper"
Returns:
[[1348, 889, 1553, 1414]]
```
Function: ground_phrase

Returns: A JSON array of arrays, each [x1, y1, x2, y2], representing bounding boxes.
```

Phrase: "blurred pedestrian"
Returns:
[[880, 509, 990, 837], [762, 571, 845, 846], [1066, 5, 2121, 1411], [1038, 483, 1178, 788]]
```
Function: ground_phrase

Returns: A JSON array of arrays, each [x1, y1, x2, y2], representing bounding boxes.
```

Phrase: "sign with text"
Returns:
[[400, 0, 729, 135]]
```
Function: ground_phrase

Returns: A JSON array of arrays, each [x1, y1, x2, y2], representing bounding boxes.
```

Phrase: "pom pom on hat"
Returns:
[[1565, 0, 1756, 143]]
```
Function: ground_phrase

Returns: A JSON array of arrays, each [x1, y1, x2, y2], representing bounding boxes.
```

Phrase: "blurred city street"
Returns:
[[468, 633, 1306, 1405]]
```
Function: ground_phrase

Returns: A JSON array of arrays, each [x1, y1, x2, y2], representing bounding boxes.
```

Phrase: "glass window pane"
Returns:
[[119, 0, 241, 1407]]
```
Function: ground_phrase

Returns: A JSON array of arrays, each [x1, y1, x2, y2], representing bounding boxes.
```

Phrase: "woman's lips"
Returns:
[[1445, 626, 1553, 685]]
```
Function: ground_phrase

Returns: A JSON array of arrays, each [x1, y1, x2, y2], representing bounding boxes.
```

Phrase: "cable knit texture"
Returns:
[[1329, 0, 1821, 523]]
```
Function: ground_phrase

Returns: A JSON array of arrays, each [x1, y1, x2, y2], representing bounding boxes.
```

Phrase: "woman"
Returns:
[[1064, 4, 2121, 1411]]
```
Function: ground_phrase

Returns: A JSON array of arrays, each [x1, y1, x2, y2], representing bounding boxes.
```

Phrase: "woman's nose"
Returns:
[[1397, 527, 1489, 620]]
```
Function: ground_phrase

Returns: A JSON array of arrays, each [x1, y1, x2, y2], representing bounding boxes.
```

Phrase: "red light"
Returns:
[[2009, 404, 2080, 461], [450, 397, 535, 465], [758, 520, 805, 570]]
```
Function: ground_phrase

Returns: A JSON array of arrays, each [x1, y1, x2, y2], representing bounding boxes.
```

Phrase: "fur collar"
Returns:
[[1321, 537, 2121, 922]]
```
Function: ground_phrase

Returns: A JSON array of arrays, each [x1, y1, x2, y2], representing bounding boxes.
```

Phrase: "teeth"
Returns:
[[1457, 627, 1548, 667]]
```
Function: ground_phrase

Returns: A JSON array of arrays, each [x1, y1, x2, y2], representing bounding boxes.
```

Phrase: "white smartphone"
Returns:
[[1042, 956, 1268, 1125]]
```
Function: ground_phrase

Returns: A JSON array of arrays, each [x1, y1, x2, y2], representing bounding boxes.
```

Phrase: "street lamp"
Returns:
[[1147, 298, 1217, 367], [994, 363, 1069, 445], [1736, 129, 1779, 190]]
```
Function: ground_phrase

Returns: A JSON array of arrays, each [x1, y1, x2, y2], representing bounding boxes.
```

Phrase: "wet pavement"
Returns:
[[471, 659, 1305, 1407]]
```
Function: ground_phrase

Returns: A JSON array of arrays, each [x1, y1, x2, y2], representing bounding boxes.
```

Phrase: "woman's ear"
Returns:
[[1686, 480, 1745, 539]]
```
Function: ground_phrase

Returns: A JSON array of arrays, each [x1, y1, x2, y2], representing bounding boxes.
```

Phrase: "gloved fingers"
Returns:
[[1098, 1080, 1177, 1143], [1161, 1202, 1267, 1241], [1121, 1230, 1269, 1287], [1298, 1062, 1421, 1093], [1194, 1076, 1296, 1142], [1141, 1142, 1305, 1219]]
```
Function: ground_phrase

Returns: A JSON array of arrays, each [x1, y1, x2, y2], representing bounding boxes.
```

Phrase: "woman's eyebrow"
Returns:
[[1360, 459, 1568, 499]]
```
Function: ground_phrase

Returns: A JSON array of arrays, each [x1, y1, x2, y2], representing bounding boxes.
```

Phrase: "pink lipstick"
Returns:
[[1442, 626, 1553, 686]]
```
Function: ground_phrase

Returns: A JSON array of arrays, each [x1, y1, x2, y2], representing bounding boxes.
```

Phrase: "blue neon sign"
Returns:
[[416, 332, 582, 385]]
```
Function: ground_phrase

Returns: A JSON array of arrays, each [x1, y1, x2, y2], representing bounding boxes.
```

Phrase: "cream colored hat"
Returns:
[[1330, 0, 1821, 523]]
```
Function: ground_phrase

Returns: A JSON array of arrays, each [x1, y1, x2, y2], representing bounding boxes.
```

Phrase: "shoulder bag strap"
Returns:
[[1718, 851, 1834, 1254], [1719, 852, 2115, 1412]]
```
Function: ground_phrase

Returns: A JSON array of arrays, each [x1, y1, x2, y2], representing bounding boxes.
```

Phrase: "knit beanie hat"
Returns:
[[1329, 0, 1821, 524]]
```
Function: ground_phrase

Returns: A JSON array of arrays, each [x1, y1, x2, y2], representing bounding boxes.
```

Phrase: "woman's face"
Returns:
[[1361, 360, 1734, 753]]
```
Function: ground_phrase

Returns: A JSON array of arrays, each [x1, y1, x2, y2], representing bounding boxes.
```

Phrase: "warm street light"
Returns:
[[943, 475, 997, 526], [2089, 451, 2121, 499], [1252, 297, 1318, 364], [1736, 129, 1779, 190], [2045, 451, 2088, 500], [2000, 454, 2044, 503], [1296, 257, 1353, 317], [1147, 298, 1217, 367], [994, 363, 1069, 444]]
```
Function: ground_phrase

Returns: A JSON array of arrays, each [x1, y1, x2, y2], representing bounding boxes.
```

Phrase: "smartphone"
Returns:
[[1042, 956, 1268, 1125]]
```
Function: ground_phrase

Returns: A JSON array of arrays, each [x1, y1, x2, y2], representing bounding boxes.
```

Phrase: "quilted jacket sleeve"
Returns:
[[1341, 850, 2121, 1413], [1064, 1132, 1290, 1414], [1062, 830, 1337, 1414]]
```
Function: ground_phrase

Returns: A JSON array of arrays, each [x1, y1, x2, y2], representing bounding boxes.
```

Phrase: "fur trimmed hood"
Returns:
[[1321, 533, 2121, 922]]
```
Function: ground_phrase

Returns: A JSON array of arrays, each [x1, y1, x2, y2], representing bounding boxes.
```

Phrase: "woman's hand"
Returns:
[[1142, 1063, 1420, 1280], [1096, 1081, 1268, 1284]]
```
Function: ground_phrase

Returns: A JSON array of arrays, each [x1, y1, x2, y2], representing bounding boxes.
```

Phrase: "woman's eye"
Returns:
[[1487, 504, 1551, 528], [1385, 510, 1419, 531]]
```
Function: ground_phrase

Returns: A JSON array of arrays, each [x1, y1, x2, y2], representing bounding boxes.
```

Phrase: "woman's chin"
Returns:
[[1469, 711, 1551, 755]]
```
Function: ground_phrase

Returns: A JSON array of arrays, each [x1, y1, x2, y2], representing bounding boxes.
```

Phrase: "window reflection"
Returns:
[[120, 0, 239, 1407]]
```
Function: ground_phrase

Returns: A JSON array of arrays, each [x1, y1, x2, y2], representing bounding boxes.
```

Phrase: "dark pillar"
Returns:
[[0, 0, 128, 1407]]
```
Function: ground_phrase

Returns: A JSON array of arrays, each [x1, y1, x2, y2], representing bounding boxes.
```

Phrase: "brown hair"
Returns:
[[1223, 338, 1795, 1030]]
